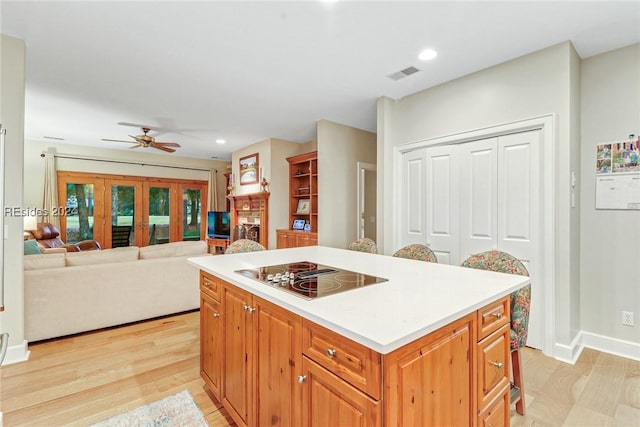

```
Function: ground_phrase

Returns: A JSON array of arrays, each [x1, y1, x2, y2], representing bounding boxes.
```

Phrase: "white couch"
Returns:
[[24, 240, 210, 342]]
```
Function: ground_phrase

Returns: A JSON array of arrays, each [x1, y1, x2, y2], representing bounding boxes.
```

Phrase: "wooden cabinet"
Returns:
[[277, 229, 318, 249], [255, 298, 302, 427], [279, 151, 318, 249], [221, 284, 253, 427], [383, 314, 475, 426], [200, 271, 513, 426], [228, 192, 269, 248], [476, 298, 510, 424], [201, 272, 302, 427], [200, 272, 222, 400], [200, 292, 222, 400]]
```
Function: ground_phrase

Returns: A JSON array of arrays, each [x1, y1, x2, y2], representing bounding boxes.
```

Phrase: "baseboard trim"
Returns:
[[582, 332, 640, 362], [554, 331, 640, 364], [554, 331, 584, 364], [1, 340, 30, 365]]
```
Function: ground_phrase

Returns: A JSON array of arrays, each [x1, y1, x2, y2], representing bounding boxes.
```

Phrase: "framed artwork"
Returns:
[[292, 219, 305, 230], [239, 153, 259, 185], [296, 199, 310, 214]]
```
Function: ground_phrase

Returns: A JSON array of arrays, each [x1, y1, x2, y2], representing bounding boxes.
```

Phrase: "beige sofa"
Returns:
[[24, 240, 210, 342]]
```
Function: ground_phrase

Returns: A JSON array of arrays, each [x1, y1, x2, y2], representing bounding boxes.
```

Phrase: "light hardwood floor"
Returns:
[[2, 311, 638, 426]]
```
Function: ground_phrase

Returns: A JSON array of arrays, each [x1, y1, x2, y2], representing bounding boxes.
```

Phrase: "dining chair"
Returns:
[[347, 237, 378, 254], [460, 250, 531, 415], [225, 239, 266, 254], [392, 244, 438, 263]]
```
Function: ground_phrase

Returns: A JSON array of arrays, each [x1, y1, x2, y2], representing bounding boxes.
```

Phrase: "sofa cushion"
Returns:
[[24, 253, 66, 270], [139, 240, 207, 259], [24, 239, 41, 255], [65, 246, 140, 266]]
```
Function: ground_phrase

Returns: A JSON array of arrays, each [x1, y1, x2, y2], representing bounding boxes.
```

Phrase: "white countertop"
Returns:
[[188, 246, 530, 354]]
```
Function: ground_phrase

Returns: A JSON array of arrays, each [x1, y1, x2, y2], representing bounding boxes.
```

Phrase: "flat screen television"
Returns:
[[207, 211, 231, 238]]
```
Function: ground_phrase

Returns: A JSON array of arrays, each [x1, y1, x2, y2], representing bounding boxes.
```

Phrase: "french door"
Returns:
[[58, 172, 207, 248]]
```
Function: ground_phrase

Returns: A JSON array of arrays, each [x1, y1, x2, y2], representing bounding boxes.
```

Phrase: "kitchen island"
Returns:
[[189, 246, 530, 427]]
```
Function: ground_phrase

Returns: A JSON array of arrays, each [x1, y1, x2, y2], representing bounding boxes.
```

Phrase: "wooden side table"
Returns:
[[207, 237, 230, 254]]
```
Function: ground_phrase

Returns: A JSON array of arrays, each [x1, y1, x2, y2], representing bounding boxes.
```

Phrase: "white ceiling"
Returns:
[[2, 1, 639, 160]]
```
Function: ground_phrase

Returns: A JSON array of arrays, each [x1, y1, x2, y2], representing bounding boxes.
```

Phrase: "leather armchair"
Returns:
[[29, 222, 101, 252]]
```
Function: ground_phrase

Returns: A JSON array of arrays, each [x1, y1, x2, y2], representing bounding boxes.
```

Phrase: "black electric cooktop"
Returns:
[[235, 261, 388, 300]]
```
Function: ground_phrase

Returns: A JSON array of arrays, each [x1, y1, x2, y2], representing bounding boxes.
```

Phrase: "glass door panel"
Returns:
[[106, 180, 143, 248], [57, 173, 104, 245], [144, 183, 175, 245], [180, 183, 207, 241], [64, 183, 96, 243]]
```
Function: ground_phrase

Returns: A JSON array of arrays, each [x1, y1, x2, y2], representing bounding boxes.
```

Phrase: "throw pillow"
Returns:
[[24, 239, 41, 255]]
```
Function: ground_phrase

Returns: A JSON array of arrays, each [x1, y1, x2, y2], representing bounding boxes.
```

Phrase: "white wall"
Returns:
[[378, 42, 579, 351], [1, 34, 27, 364], [317, 119, 376, 249], [580, 43, 640, 345]]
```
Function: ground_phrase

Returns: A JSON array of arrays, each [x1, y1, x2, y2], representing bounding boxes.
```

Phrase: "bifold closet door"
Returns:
[[497, 131, 541, 349], [425, 145, 460, 265], [400, 148, 427, 245], [459, 138, 498, 263]]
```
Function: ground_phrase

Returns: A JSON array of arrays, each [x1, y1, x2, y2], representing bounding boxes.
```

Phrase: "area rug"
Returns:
[[90, 390, 208, 427]]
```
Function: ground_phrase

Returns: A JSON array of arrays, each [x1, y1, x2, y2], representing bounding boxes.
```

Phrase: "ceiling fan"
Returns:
[[102, 127, 181, 153]]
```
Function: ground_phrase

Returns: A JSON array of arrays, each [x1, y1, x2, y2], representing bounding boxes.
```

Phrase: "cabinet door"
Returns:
[[200, 292, 222, 400], [277, 230, 292, 249], [383, 315, 473, 427], [222, 285, 254, 427], [255, 297, 302, 427], [301, 357, 381, 427]]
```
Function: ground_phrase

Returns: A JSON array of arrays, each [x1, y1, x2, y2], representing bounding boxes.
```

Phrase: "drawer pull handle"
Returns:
[[297, 375, 307, 384], [489, 361, 503, 369], [492, 312, 503, 319], [244, 305, 256, 314], [326, 348, 337, 358], [213, 313, 220, 318], [203, 281, 211, 288]]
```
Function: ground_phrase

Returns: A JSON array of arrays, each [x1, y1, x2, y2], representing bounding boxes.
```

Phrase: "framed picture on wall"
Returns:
[[296, 199, 310, 214], [239, 153, 259, 185]]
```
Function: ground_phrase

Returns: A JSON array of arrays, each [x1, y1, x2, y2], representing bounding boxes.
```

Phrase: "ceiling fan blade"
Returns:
[[152, 144, 176, 153], [118, 121, 156, 129], [102, 138, 137, 144], [129, 143, 143, 149], [153, 142, 181, 147]]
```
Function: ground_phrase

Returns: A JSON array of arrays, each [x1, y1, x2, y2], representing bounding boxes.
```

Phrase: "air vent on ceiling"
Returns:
[[387, 66, 421, 81]]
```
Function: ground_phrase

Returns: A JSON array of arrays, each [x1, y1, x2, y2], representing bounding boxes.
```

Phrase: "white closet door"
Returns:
[[425, 144, 460, 265], [459, 138, 498, 263], [400, 148, 427, 246], [497, 130, 541, 349]]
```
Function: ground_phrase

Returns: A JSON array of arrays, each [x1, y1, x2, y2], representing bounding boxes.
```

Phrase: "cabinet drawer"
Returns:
[[200, 271, 221, 301], [477, 323, 510, 410], [477, 297, 509, 340], [478, 384, 509, 427], [302, 320, 381, 400], [301, 357, 381, 427]]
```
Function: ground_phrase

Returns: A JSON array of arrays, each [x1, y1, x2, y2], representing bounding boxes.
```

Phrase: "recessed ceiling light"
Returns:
[[418, 49, 438, 61], [216, 139, 226, 144]]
